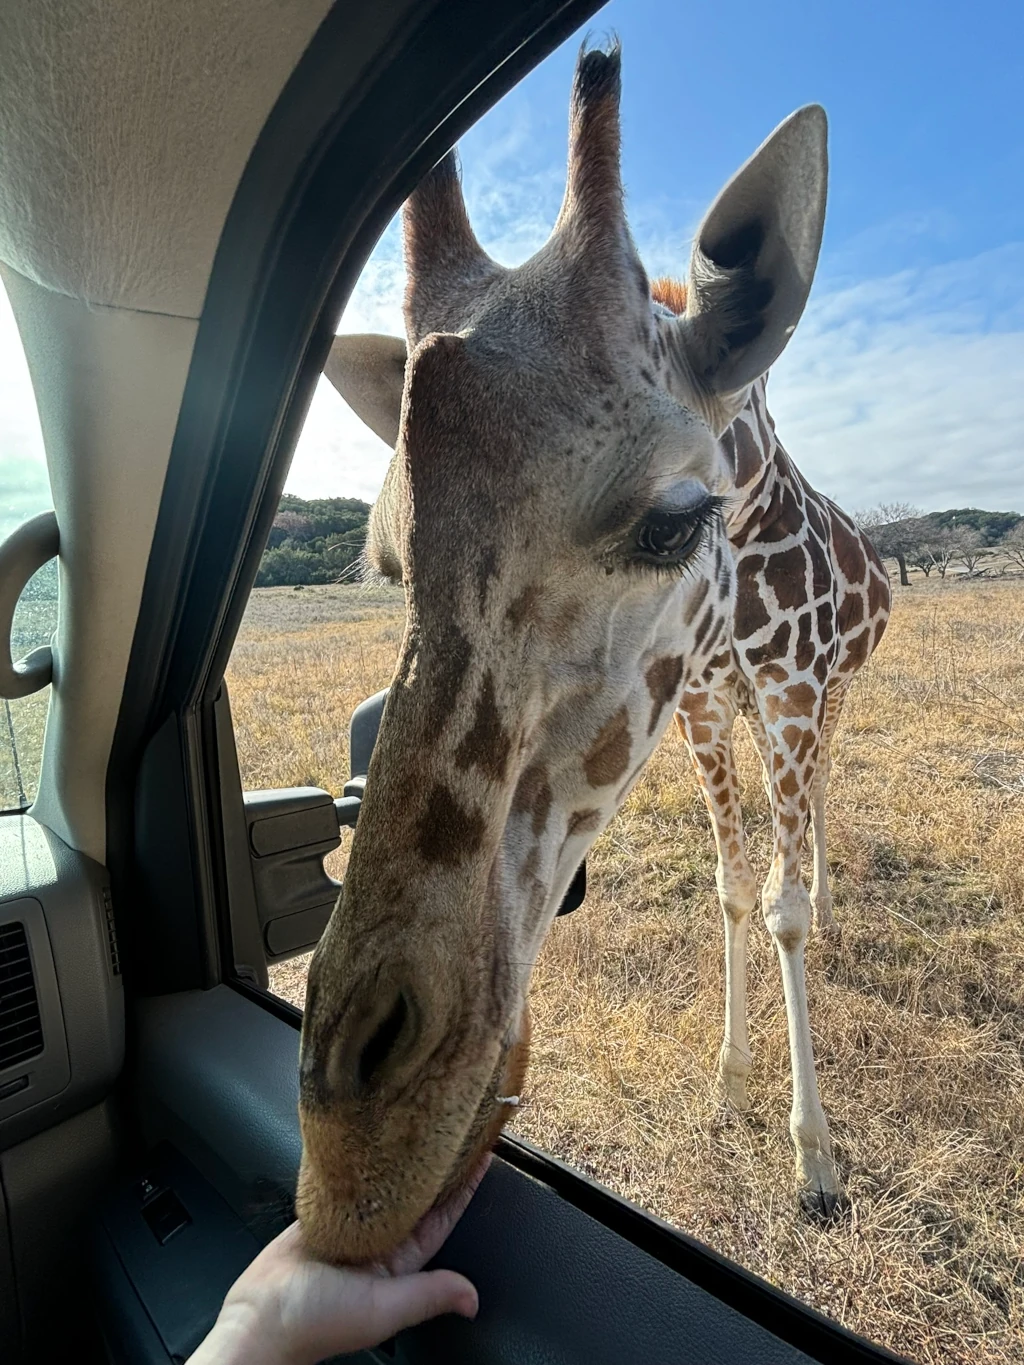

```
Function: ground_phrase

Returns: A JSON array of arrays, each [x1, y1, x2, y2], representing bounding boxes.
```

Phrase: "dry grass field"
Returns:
[[1, 593, 57, 810], [226, 574, 1024, 1365]]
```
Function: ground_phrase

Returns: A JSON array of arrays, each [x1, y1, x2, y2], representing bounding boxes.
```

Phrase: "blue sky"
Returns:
[[2, 0, 1022, 535]]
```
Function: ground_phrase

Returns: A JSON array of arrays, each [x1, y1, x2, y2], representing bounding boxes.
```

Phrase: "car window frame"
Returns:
[[105, 3, 909, 1360]]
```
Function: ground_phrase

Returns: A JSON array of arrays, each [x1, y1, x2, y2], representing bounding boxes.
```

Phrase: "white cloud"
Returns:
[[290, 221, 1024, 515], [3, 156, 1019, 525], [768, 243, 1024, 513]]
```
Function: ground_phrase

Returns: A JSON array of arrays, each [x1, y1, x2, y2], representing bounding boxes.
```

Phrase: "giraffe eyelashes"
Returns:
[[628, 495, 725, 573]]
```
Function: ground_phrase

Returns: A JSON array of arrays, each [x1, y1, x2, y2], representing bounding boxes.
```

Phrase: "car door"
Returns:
[[0, 2, 909, 1363]]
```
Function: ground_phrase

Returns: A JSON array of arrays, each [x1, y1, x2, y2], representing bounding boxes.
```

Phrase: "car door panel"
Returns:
[[124, 985, 896, 1365]]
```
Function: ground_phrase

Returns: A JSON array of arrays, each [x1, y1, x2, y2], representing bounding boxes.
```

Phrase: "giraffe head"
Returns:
[[297, 45, 828, 1263]]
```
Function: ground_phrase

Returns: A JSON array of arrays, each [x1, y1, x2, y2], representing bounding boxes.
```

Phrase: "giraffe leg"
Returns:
[[741, 710, 774, 805], [808, 771, 837, 936], [676, 693, 756, 1112], [809, 682, 849, 937], [759, 698, 841, 1219]]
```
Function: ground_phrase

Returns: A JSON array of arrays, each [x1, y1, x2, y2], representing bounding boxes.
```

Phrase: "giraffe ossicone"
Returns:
[[298, 42, 888, 1263]]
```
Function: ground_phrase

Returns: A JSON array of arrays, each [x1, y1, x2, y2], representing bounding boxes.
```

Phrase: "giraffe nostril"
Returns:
[[355, 991, 411, 1094]]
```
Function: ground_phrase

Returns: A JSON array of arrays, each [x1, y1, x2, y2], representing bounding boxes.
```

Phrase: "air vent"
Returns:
[[0, 921, 44, 1071], [101, 886, 121, 976]]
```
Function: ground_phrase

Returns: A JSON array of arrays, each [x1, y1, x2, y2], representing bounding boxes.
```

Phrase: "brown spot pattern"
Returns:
[[831, 512, 867, 582], [732, 419, 764, 486], [779, 770, 799, 798], [645, 654, 685, 735], [567, 808, 602, 838], [455, 670, 511, 780], [513, 764, 553, 838], [758, 662, 788, 684], [746, 621, 792, 667], [794, 613, 814, 672], [425, 620, 472, 730], [584, 706, 632, 787], [763, 546, 808, 610], [734, 557, 771, 639], [760, 484, 803, 542], [785, 682, 817, 713], [417, 784, 485, 865], [868, 571, 889, 619], [841, 627, 871, 672], [836, 593, 864, 634], [795, 730, 816, 763], [507, 584, 543, 631], [693, 605, 718, 652]]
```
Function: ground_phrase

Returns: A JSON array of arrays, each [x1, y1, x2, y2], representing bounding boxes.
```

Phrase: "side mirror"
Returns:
[[335, 689, 586, 918]]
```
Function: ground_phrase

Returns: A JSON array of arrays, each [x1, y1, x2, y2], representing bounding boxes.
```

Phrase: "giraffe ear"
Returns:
[[673, 105, 827, 401], [323, 333, 408, 449]]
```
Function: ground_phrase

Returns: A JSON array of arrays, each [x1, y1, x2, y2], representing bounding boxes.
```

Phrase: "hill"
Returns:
[[916, 507, 1021, 545], [255, 494, 370, 587]]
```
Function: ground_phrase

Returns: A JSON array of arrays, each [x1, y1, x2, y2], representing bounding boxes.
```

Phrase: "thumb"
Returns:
[[366, 1268, 479, 1339]]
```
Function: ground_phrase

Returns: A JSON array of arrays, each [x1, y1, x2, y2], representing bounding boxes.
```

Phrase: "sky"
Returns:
[[2, 0, 1022, 536]]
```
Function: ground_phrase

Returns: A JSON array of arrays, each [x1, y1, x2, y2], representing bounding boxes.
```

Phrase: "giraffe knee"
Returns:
[[716, 864, 756, 922], [762, 886, 812, 948]]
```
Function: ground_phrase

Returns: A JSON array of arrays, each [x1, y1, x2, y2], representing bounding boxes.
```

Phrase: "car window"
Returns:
[[0, 278, 56, 812], [224, 7, 1024, 1361]]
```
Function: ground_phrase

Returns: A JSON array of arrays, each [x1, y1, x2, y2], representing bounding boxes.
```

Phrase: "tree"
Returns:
[[952, 528, 990, 576], [1004, 522, 1024, 573], [855, 503, 924, 587], [267, 509, 313, 548], [927, 528, 959, 579], [907, 542, 936, 577], [255, 494, 371, 585]]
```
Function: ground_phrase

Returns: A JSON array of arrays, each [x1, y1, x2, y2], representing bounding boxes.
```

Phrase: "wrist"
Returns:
[[189, 1301, 292, 1365]]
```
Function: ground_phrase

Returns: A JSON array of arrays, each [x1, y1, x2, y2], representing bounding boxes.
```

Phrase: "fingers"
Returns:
[[296, 1268, 479, 1357], [368, 1268, 479, 1337]]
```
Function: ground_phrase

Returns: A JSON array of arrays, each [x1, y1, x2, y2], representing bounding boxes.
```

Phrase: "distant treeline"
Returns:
[[12, 497, 1024, 596], [255, 494, 371, 587], [255, 497, 1023, 589], [904, 507, 1021, 545], [856, 504, 1024, 585]]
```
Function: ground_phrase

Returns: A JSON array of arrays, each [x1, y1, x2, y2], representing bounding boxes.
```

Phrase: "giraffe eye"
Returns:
[[635, 510, 707, 561]]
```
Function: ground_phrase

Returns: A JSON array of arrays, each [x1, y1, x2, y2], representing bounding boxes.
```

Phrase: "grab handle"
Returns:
[[0, 511, 59, 699]]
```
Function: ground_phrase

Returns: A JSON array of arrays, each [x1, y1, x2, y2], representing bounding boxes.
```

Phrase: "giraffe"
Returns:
[[646, 329, 891, 1215], [297, 44, 840, 1265]]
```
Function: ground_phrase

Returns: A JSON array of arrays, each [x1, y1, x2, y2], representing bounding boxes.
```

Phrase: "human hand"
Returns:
[[189, 1154, 491, 1365]]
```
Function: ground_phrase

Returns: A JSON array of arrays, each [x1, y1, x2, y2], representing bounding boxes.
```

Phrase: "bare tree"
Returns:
[[907, 543, 935, 577], [952, 528, 990, 576], [855, 502, 924, 587], [1004, 522, 1024, 574], [928, 528, 959, 579], [273, 509, 313, 539]]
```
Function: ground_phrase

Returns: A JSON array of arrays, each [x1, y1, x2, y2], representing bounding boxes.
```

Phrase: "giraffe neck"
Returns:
[[721, 377, 804, 545]]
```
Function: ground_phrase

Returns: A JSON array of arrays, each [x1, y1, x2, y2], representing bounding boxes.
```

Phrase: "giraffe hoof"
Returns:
[[721, 1081, 751, 1114], [798, 1184, 845, 1224]]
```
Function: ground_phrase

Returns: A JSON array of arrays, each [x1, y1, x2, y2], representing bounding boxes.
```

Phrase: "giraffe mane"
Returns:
[[650, 276, 688, 316]]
